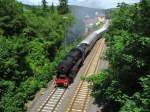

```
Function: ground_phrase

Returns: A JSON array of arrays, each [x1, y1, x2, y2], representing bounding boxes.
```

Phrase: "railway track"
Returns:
[[66, 38, 105, 112], [37, 88, 66, 112], [35, 39, 105, 112]]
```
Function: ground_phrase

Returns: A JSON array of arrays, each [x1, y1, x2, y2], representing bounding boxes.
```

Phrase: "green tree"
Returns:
[[51, 2, 55, 13], [0, 0, 26, 36], [89, 1, 150, 111], [0, 0, 74, 111], [138, 0, 150, 36], [58, 0, 69, 14], [42, 0, 48, 11]]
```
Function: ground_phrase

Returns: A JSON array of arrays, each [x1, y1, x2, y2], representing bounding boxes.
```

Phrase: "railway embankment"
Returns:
[[28, 37, 108, 112]]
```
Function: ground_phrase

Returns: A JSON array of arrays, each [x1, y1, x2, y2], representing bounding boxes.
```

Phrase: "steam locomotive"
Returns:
[[55, 20, 109, 87]]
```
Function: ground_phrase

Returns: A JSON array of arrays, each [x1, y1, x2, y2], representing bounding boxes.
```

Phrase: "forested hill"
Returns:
[[69, 5, 105, 19], [85, 1, 150, 112], [23, 4, 106, 43], [0, 0, 74, 111], [23, 4, 105, 19]]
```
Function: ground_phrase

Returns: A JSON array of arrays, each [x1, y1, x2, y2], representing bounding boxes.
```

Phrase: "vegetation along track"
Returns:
[[66, 38, 106, 112], [37, 88, 66, 112]]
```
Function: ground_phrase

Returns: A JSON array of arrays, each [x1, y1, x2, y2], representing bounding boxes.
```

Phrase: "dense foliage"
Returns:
[[0, 0, 74, 111], [42, 0, 48, 10], [88, 0, 150, 112], [58, 0, 69, 14]]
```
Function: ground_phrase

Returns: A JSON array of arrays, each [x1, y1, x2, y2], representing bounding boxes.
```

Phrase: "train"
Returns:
[[55, 20, 109, 87]]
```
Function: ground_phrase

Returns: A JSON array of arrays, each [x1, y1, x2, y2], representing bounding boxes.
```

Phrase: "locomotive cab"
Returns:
[[55, 75, 72, 88]]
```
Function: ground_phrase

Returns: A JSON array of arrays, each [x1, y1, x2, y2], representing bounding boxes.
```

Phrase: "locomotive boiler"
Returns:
[[55, 20, 109, 87]]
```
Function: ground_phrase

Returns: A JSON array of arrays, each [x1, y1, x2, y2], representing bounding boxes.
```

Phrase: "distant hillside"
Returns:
[[68, 5, 106, 43], [70, 5, 105, 19], [23, 4, 44, 8], [22, 4, 106, 43], [105, 8, 118, 19], [23, 4, 106, 17]]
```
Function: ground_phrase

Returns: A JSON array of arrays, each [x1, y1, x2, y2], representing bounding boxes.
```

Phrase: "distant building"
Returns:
[[98, 16, 105, 23], [83, 18, 96, 34], [84, 18, 97, 27], [83, 16, 106, 34]]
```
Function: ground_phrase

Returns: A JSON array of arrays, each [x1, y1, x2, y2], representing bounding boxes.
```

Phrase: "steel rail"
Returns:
[[38, 88, 57, 112], [81, 39, 105, 112], [38, 88, 66, 112], [51, 89, 66, 112], [67, 38, 105, 112]]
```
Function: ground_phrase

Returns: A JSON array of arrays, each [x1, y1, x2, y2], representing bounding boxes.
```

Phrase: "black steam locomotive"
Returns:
[[55, 20, 109, 87]]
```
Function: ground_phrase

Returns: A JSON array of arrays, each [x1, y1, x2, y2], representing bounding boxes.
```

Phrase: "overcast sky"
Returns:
[[17, 0, 140, 9]]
